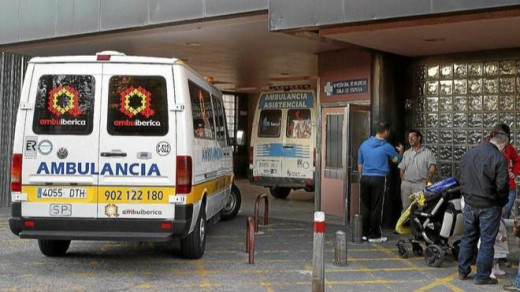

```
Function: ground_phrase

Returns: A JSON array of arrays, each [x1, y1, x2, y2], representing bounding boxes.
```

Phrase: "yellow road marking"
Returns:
[[140, 255, 424, 265], [326, 266, 434, 273], [347, 257, 423, 262], [323, 279, 412, 285], [259, 281, 275, 292], [135, 284, 153, 289], [167, 266, 434, 275], [445, 283, 466, 292], [415, 272, 461, 292], [195, 260, 211, 290], [168, 283, 225, 289]]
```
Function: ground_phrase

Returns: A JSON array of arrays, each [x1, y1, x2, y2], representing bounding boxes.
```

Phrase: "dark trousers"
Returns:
[[458, 204, 501, 280], [360, 175, 386, 238]]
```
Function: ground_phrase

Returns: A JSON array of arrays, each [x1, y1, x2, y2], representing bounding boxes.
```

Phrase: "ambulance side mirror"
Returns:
[[236, 130, 246, 146]]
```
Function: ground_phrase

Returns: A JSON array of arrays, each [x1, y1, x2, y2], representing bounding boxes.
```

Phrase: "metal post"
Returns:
[[312, 211, 325, 292], [352, 214, 363, 243], [334, 230, 347, 266], [254, 194, 269, 232], [246, 216, 255, 264], [315, 78, 322, 212]]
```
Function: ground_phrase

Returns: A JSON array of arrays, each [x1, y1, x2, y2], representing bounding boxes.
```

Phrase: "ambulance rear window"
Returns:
[[258, 110, 281, 137], [286, 109, 311, 138], [32, 75, 95, 135], [107, 76, 168, 136]]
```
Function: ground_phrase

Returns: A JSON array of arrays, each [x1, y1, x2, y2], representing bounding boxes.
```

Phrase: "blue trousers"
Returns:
[[458, 204, 501, 280], [514, 263, 520, 288], [504, 189, 516, 219]]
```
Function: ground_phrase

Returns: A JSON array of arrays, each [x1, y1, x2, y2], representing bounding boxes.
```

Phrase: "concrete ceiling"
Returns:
[[0, 14, 349, 93], [320, 9, 520, 57], [4, 9, 520, 94]]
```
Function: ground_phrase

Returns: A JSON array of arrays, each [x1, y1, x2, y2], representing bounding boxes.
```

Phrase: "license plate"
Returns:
[[257, 161, 280, 176], [49, 204, 72, 216], [38, 187, 87, 199]]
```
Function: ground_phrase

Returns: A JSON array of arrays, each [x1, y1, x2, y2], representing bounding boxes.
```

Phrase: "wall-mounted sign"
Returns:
[[324, 78, 368, 96]]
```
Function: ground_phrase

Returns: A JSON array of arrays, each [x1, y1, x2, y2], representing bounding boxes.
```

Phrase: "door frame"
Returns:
[[321, 102, 370, 225]]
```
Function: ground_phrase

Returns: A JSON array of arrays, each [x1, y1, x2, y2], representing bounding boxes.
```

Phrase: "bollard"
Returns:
[[245, 216, 255, 264], [352, 214, 363, 243], [312, 211, 325, 292], [254, 194, 269, 232], [334, 230, 348, 266]]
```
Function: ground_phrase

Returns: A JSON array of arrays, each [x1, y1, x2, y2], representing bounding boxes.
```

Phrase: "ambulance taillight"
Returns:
[[176, 156, 192, 194], [249, 147, 254, 164], [11, 154, 22, 192], [313, 149, 316, 167]]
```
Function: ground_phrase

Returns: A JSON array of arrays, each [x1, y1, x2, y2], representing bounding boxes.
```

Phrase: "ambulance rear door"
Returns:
[[21, 63, 102, 219], [281, 91, 315, 180], [97, 63, 176, 219], [253, 94, 284, 178]]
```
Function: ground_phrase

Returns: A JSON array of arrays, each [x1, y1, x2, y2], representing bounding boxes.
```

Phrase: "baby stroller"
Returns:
[[395, 177, 464, 267]]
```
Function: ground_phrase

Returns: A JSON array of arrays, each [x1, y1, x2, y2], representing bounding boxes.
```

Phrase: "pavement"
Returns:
[[1, 178, 519, 291]]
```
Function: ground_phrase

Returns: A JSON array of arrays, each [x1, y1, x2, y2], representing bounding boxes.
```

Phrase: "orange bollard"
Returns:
[[254, 194, 269, 232]]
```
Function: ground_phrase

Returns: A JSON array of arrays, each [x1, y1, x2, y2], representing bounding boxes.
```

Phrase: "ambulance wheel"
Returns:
[[38, 239, 70, 257], [221, 184, 242, 221], [269, 187, 290, 199], [181, 206, 206, 259], [424, 244, 444, 267]]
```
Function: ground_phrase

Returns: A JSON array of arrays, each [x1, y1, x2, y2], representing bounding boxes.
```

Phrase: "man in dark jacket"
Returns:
[[458, 133, 509, 285]]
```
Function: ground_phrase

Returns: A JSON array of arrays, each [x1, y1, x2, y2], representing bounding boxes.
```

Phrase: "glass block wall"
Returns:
[[413, 58, 520, 179]]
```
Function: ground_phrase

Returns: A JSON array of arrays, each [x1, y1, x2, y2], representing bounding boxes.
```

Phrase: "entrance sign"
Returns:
[[324, 79, 368, 96]]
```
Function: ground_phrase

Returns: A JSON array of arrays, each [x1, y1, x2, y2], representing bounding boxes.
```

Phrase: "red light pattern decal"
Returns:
[[119, 86, 155, 118], [47, 85, 83, 117]]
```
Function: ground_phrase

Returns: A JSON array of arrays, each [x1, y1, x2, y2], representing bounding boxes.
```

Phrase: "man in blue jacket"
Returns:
[[358, 122, 403, 243]]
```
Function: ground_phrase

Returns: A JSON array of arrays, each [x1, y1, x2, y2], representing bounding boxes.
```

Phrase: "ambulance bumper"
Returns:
[[249, 176, 314, 189], [9, 203, 193, 242]]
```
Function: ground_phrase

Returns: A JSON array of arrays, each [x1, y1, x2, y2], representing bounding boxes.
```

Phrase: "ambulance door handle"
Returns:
[[100, 152, 127, 157]]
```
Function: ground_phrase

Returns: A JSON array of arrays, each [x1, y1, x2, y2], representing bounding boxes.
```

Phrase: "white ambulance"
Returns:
[[9, 51, 241, 259], [249, 90, 316, 199]]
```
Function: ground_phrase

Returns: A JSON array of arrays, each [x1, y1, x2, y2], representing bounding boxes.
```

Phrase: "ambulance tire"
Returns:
[[269, 187, 291, 199], [38, 239, 71, 257], [181, 206, 206, 259], [221, 184, 242, 221]]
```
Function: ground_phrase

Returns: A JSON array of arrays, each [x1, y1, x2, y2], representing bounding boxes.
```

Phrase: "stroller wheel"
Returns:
[[424, 244, 444, 267], [396, 240, 409, 258]]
